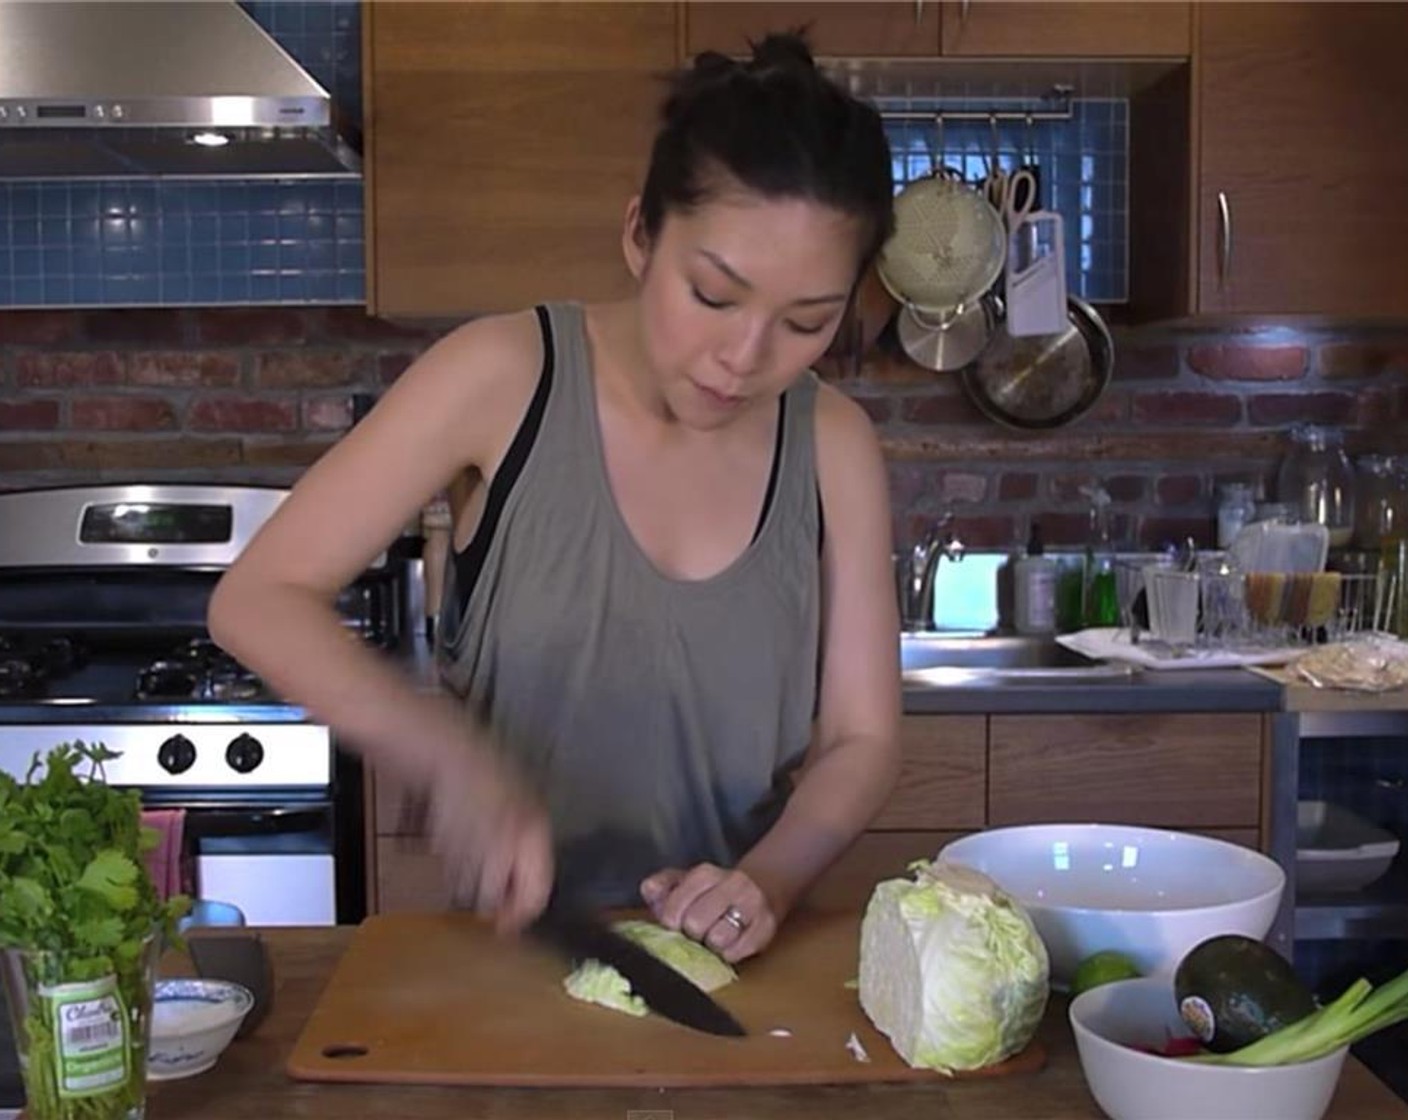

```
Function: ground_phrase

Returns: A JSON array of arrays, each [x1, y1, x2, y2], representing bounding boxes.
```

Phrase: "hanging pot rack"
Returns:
[[877, 85, 1074, 125]]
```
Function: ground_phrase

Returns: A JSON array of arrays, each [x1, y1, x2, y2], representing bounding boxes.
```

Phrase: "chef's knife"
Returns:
[[530, 898, 746, 1038]]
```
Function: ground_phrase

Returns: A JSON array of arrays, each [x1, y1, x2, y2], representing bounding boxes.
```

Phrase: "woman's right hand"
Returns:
[[427, 748, 554, 933]]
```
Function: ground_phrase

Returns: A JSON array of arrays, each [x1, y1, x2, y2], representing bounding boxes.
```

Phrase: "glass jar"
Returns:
[[1216, 483, 1258, 548], [1354, 454, 1405, 549], [0, 931, 159, 1120], [1386, 456, 1408, 638], [1276, 425, 1356, 548]]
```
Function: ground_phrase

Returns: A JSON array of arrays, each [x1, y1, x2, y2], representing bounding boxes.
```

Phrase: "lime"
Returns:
[[1071, 950, 1142, 996]]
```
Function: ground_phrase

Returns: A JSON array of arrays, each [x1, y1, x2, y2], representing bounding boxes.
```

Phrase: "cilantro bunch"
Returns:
[[0, 741, 190, 1119]]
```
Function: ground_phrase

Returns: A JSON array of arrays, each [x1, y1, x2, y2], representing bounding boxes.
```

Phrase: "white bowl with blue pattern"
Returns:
[[147, 978, 255, 1080]]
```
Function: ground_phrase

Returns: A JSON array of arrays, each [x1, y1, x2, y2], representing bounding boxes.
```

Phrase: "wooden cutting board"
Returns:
[[286, 908, 1046, 1087]]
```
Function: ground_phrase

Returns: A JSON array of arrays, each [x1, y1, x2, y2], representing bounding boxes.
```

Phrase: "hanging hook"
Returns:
[[1022, 111, 1041, 200]]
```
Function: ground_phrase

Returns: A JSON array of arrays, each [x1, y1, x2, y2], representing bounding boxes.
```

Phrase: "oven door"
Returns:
[[184, 804, 337, 926]]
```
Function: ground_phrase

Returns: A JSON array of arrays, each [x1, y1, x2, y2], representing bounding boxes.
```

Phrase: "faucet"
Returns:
[[896, 513, 966, 631]]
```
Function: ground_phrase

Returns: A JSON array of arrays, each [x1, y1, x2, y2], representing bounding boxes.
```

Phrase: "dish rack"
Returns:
[[1209, 570, 1393, 649], [1131, 564, 1395, 655]]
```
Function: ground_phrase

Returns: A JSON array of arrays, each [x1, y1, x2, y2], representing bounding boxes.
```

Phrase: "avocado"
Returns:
[[1177, 935, 1317, 1053], [1174, 935, 1317, 1053]]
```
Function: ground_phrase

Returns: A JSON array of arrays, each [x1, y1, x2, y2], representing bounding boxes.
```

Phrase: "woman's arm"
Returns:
[[646, 384, 902, 960], [207, 310, 555, 929]]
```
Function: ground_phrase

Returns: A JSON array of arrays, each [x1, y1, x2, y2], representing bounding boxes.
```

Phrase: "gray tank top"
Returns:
[[437, 303, 821, 907]]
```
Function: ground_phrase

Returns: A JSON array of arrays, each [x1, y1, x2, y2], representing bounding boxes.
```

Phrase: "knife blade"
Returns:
[[530, 899, 746, 1038]]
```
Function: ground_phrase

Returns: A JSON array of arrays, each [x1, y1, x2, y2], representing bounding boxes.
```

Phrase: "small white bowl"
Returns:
[[1069, 977, 1346, 1120], [939, 823, 1284, 987], [147, 978, 254, 1081]]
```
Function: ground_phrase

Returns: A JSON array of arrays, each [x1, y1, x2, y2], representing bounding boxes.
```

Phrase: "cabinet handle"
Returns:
[[1216, 190, 1233, 289], [914, 0, 923, 24], [960, 0, 971, 26]]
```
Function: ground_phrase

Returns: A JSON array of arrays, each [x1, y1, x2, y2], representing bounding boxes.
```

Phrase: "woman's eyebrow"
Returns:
[[698, 249, 849, 306]]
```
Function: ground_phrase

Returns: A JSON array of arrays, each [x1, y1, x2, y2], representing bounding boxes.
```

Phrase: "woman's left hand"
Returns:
[[639, 863, 779, 963]]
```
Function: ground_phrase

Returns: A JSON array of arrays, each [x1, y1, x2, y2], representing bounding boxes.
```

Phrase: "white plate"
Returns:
[[1058, 627, 1303, 671]]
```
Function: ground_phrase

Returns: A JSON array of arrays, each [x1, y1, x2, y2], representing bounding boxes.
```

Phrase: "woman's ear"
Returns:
[[621, 196, 651, 279]]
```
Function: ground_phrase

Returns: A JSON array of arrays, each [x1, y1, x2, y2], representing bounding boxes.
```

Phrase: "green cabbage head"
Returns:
[[858, 860, 1049, 1073], [562, 919, 737, 1016]]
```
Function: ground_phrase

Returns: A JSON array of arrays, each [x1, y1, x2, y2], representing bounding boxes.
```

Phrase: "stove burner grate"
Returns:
[[134, 639, 268, 702]]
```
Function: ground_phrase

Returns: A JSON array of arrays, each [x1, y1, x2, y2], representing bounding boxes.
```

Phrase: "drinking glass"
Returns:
[[0, 930, 159, 1120], [1146, 568, 1200, 652]]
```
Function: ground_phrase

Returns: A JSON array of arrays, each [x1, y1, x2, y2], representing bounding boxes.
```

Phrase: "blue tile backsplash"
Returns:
[[0, 1, 364, 309], [883, 98, 1129, 303]]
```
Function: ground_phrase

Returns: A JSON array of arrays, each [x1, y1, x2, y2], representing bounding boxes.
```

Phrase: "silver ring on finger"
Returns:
[[722, 905, 747, 932]]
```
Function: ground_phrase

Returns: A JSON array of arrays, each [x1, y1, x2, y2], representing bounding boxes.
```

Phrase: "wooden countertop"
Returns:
[[145, 928, 1408, 1120], [1250, 665, 1408, 713]]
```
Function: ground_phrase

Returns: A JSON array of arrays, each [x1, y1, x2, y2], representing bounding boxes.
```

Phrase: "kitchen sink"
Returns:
[[900, 632, 1135, 684]]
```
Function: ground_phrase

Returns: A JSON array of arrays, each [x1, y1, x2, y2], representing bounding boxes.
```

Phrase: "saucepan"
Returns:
[[960, 295, 1114, 430]]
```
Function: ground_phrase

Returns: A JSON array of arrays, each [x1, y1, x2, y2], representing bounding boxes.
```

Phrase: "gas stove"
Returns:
[[0, 483, 400, 927]]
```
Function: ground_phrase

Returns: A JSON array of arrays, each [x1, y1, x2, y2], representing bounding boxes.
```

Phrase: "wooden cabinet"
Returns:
[[1195, 2, 1408, 316], [367, 712, 1270, 914], [940, 2, 1190, 58], [364, 2, 675, 317], [366, 766, 447, 914], [684, 2, 1189, 59], [683, 2, 940, 58], [871, 715, 985, 829], [374, 836, 452, 914], [988, 713, 1263, 828]]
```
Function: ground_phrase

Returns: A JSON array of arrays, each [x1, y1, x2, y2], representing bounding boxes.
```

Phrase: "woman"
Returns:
[[208, 33, 900, 964]]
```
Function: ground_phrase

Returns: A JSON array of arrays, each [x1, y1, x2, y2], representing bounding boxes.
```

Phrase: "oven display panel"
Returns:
[[80, 503, 234, 545]]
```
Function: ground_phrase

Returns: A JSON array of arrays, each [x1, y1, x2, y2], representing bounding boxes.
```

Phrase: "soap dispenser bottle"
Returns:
[[1014, 522, 1059, 635]]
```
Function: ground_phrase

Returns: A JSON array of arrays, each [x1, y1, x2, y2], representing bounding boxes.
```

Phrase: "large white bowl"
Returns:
[[147, 978, 254, 1081], [1069, 977, 1346, 1120], [939, 823, 1284, 987]]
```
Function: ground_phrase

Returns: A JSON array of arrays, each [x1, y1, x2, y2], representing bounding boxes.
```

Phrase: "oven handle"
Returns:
[[183, 807, 329, 838]]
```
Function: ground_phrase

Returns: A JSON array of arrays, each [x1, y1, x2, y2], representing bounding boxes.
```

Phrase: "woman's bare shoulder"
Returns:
[[405, 309, 544, 401], [388, 308, 547, 470], [812, 379, 884, 464]]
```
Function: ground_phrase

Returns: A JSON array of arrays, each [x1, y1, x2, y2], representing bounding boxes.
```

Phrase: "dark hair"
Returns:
[[638, 32, 894, 270]]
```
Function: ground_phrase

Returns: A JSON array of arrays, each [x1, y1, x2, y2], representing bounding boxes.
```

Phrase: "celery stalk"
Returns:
[[1184, 966, 1408, 1068], [1187, 978, 1372, 1067]]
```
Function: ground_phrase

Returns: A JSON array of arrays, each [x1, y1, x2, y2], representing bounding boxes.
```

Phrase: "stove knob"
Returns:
[[157, 734, 197, 775], [225, 733, 265, 774]]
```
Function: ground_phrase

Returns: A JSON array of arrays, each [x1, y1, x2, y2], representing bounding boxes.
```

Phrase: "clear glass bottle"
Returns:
[[1276, 424, 1356, 549], [1216, 482, 1258, 549]]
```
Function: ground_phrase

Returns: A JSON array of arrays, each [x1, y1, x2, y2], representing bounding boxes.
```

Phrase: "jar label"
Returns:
[[41, 974, 129, 1096]]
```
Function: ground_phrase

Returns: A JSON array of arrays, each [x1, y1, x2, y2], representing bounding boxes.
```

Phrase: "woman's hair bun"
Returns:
[[690, 50, 737, 79], [748, 31, 816, 74]]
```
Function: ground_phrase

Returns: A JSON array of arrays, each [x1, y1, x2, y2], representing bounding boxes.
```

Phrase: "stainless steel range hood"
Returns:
[[0, 1, 361, 180]]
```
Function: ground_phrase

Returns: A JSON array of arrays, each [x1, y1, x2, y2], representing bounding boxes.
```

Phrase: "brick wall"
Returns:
[[1, 307, 1405, 551]]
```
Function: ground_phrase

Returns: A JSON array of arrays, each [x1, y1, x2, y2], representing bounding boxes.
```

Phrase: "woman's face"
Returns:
[[624, 187, 863, 430]]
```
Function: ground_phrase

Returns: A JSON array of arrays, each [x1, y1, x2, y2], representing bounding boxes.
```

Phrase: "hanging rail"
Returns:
[[878, 86, 1074, 125]]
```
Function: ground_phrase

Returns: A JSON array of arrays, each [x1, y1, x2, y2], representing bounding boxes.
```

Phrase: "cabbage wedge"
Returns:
[[859, 861, 1049, 1073], [562, 919, 737, 1016]]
